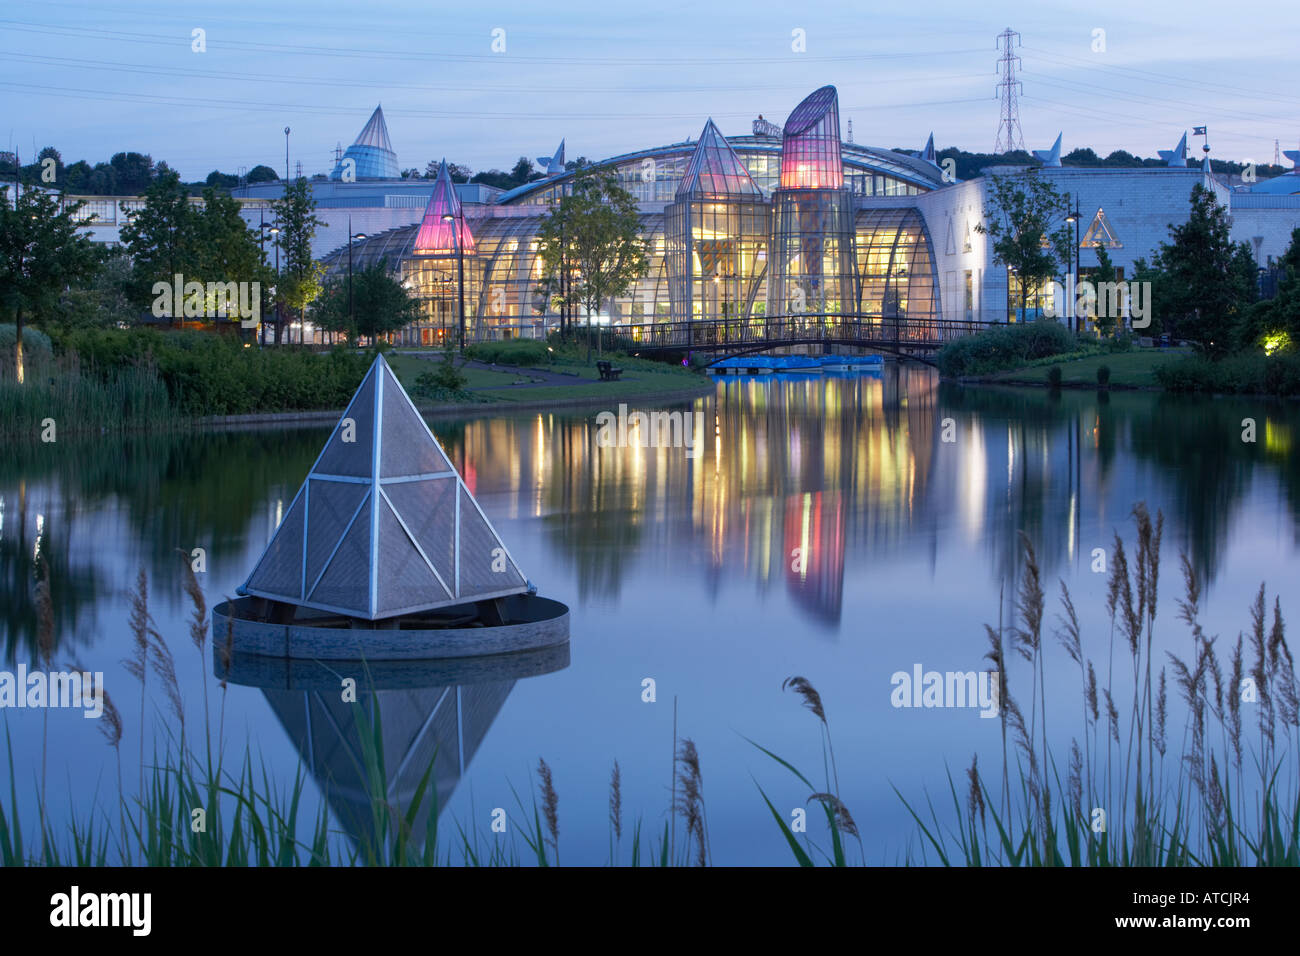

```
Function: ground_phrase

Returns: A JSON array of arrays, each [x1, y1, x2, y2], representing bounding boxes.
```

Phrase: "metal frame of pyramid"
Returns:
[[238, 354, 528, 620]]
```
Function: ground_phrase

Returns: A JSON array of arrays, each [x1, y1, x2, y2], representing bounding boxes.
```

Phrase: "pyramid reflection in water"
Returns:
[[220, 644, 569, 851]]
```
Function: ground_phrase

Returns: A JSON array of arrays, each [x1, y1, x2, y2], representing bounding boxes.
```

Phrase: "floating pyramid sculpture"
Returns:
[[676, 118, 764, 200], [412, 159, 475, 255], [330, 105, 400, 181], [239, 354, 528, 619]]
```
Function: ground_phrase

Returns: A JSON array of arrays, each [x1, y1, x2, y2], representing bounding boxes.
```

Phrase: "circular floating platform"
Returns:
[[212, 593, 570, 661], [216, 640, 570, 690]]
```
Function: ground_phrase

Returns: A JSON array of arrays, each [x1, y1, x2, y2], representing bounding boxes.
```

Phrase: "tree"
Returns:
[[1240, 227, 1300, 352], [313, 258, 418, 344], [535, 170, 648, 361], [510, 156, 535, 186], [0, 186, 101, 382], [1147, 183, 1256, 356], [975, 171, 1074, 321], [1092, 244, 1119, 337], [193, 187, 272, 324], [120, 167, 198, 317], [247, 165, 279, 184], [59, 247, 138, 329], [270, 178, 325, 344]]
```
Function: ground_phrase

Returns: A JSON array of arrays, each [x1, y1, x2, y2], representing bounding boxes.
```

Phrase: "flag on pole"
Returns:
[[1193, 126, 1207, 135]]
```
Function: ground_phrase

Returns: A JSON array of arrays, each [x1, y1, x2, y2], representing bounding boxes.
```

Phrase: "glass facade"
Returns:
[[319, 86, 943, 342], [779, 86, 844, 191], [855, 208, 937, 322]]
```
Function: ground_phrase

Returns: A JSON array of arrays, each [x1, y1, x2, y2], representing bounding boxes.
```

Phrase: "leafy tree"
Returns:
[[510, 156, 535, 186], [312, 258, 417, 344], [193, 187, 272, 322], [60, 247, 139, 329], [247, 165, 279, 184], [0, 186, 102, 382], [108, 152, 155, 195], [270, 177, 325, 344], [119, 167, 198, 316], [975, 171, 1074, 322], [535, 170, 648, 361], [1147, 183, 1256, 356], [1091, 244, 1119, 337], [1240, 227, 1300, 352]]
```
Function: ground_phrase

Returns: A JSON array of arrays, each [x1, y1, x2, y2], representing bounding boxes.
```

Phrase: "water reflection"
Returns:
[[1, 370, 1297, 655], [218, 644, 569, 850]]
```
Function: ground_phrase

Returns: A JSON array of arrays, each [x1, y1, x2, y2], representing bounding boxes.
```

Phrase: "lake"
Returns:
[[3, 365, 1298, 864]]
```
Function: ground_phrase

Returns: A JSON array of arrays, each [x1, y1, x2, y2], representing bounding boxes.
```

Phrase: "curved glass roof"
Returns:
[[784, 85, 839, 137]]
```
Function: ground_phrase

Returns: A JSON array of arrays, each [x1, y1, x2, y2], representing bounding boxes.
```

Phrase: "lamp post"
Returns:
[[442, 211, 466, 350], [268, 224, 281, 345], [1064, 195, 1082, 333], [346, 214, 366, 343]]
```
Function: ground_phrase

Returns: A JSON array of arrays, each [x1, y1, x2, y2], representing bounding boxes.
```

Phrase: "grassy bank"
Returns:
[[387, 342, 711, 406], [3, 503, 1295, 866], [987, 348, 1188, 388]]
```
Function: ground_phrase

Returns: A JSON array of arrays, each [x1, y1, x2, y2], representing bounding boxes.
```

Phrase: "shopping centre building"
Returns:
[[311, 85, 1300, 345]]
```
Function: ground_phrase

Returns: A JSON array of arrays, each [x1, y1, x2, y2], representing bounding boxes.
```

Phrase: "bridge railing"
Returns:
[[610, 314, 992, 351]]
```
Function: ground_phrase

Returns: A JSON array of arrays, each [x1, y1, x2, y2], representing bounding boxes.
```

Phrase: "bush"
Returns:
[[937, 320, 1078, 377], [1155, 352, 1300, 396], [50, 328, 370, 415], [464, 339, 550, 366], [0, 324, 54, 374], [1097, 364, 1111, 386], [1047, 365, 1063, 387]]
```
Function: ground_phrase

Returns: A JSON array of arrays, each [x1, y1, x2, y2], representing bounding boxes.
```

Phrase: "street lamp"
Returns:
[[346, 213, 366, 343], [442, 211, 466, 350], [1064, 196, 1081, 334], [268, 225, 281, 345]]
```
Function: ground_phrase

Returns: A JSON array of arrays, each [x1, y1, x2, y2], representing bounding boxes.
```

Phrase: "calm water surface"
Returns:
[[3, 366, 1298, 864]]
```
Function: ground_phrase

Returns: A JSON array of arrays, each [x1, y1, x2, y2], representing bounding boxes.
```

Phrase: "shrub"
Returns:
[[1155, 352, 1300, 396], [937, 320, 1077, 377], [0, 324, 54, 374], [50, 328, 370, 415], [1047, 365, 1063, 387], [1097, 364, 1111, 386], [464, 339, 550, 366]]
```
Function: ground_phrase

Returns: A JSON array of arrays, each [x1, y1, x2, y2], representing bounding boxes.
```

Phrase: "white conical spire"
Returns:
[[240, 354, 528, 619]]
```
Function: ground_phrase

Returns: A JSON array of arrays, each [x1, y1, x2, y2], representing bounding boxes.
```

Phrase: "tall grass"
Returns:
[[892, 503, 1299, 866], [0, 353, 179, 439], [4, 507, 1295, 865]]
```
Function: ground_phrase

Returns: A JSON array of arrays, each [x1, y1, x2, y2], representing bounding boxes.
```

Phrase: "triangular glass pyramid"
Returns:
[[1081, 208, 1122, 248], [240, 354, 528, 619], [413, 160, 475, 255], [676, 118, 764, 200], [944, 217, 956, 256]]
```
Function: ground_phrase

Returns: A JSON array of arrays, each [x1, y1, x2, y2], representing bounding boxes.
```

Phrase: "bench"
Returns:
[[596, 360, 623, 381]]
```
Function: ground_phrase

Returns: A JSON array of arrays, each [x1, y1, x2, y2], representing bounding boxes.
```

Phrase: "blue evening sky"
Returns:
[[1, 0, 1297, 181]]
